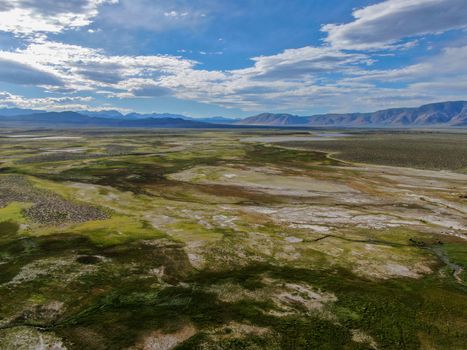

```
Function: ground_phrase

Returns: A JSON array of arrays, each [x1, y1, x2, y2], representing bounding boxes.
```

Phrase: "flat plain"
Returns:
[[0, 129, 466, 349]]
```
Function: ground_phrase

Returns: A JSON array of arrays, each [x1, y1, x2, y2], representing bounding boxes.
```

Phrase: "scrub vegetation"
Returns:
[[0, 129, 466, 349], [279, 131, 467, 172]]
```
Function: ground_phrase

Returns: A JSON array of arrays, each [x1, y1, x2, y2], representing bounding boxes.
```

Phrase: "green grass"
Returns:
[[442, 243, 467, 285], [63, 215, 166, 246], [0, 202, 29, 223]]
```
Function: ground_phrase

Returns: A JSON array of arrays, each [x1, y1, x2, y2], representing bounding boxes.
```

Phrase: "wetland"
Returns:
[[0, 128, 466, 349]]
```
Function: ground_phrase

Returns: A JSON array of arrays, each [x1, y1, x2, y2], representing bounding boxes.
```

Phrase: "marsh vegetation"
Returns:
[[0, 129, 466, 349]]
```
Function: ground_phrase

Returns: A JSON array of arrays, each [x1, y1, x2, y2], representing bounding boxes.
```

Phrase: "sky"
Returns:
[[0, 0, 466, 118]]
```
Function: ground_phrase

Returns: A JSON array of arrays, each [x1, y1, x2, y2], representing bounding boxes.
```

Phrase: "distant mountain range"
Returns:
[[0, 101, 466, 128], [77, 110, 238, 124], [0, 111, 223, 128], [237, 101, 467, 127], [238, 113, 305, 126]]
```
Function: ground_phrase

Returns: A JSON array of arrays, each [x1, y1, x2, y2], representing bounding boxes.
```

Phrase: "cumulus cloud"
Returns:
[[1, 34, 467, 113], [1, 0, 467, 114], [323, 0, 467, 50], [243, 46, 371, 80], [346, 44, 467, 84], [182, 42, 467, 112], [0, 39, 195, 95], [0, 0, 117, 35], [0, 91, 96, 110]]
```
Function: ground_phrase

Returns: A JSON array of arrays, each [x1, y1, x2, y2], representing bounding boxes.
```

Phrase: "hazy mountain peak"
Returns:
[[236, 101, 467, 127]]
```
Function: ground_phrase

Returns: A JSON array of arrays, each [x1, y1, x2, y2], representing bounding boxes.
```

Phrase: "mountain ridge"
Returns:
[[0, 111, 225, 128], [238, 101, 467, 127], [1, 101, 466, 128]]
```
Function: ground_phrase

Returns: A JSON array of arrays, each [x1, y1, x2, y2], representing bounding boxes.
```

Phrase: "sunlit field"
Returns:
[[0, 129, 466, 349]]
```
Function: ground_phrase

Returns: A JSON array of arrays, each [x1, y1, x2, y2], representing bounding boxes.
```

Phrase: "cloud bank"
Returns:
[[0, 0, 466, 114]]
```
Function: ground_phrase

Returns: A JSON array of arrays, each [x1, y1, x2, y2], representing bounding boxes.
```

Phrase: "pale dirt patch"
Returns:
[[0, 326, 67, 350], [128, 324, 196, 350], [148, 266, 165, 279], [419, 214, 466, 231], [351, 329, 378, 349], [41, 148, 87, 154], [285, 236, 303, 243], [301, 234, 434, 280], [4, 256, 97, 286], [25, 301, 65, 323], [274, 283, 337, 313], [212, 214, 238, 229], [64, 182, 95, 193], [274, 245, 301, 261], [3, 134, 39, 138], [247, 205, 418, 230], [28, 136, 82, 141], [145, 214, 177, 228], [207, 278, 336, 316], [453, 267, 464, 284], [240, 135, 343, 143], [289, 224, 330, 233], [344, 164, 467, 183], [168, 165, 357, 197], [353, 260, 432, 280], [184, 239, 209, 269], [384, 263, 419, 278], [187, 252, 205, 269], [68, 182, 137, 212]]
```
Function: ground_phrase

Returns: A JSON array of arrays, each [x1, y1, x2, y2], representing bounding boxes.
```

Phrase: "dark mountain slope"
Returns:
[[0, 112, 220, 128], [236, 101, 467, 127], [238, 113, 308, 126]]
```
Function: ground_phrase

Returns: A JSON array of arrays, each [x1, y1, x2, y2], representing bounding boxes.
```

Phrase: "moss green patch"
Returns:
[[0, 202, 29, 223], [245, 144, 340, 168], [66, 215, 166, 246], [441, 243, 467, 285], [167, 221, 224, 243]]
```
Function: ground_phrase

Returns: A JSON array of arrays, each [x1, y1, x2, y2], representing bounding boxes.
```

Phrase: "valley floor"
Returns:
[[0, 129, 466, 349]]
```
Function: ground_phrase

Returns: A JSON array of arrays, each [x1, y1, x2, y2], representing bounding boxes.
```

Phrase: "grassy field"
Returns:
[[278, 131, 467, 172], [0, 129, 466, 349]]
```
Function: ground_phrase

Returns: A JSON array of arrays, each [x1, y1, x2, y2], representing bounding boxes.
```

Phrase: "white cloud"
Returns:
[[242, 46, 371, 80], [28, 38, 467, 112], [173, 42, 467, 112], [0, 91, 96, 110], [2, 36, 466, 113], [0, 39, 195, 94], [323, 0, 467, 50], [1, 0, 466, 115], [0, 0, 117, 35], [164, 11, 189, 18], [346, 44, 467, 85]]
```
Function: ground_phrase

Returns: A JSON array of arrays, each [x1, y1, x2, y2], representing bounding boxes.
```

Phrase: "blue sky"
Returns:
[[0, 0, 466, 117]]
